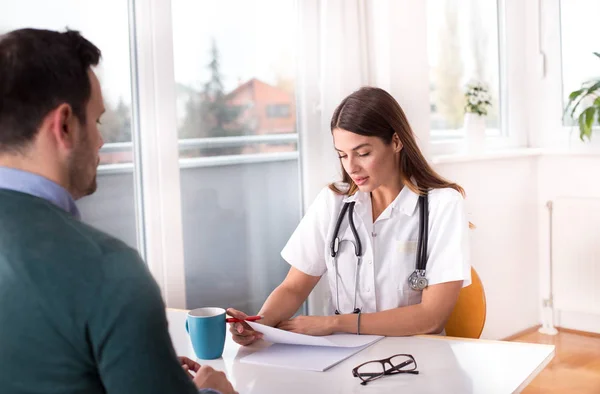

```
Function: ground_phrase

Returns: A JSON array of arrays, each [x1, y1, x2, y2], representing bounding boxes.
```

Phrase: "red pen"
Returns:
[[226, 315, 263, 323]]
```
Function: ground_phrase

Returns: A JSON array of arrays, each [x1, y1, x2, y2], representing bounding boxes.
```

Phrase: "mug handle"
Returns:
[[185, 319, 189, 333]]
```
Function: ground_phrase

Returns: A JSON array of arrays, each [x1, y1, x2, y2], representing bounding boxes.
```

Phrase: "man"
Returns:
[[0, 28, 235, 394]]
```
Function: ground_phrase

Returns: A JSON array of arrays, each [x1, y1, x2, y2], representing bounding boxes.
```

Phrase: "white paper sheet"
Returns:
[[240, 342, 379, 372], [246, 322, 383, 347]]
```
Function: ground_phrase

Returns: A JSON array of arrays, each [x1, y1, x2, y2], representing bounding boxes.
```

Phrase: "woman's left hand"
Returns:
[[276, 315, 335, 336]]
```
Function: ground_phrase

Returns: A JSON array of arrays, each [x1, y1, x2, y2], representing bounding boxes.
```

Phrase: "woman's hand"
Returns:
[[227, 308, 264, 346], [276, 315, 336, 336]]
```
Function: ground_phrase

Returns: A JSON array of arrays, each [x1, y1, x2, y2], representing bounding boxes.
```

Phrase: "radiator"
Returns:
[[552, 197, 600, 316]]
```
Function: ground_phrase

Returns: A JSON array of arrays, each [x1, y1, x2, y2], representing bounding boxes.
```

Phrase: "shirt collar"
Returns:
[[342, 193, 358, 203], [0, 166, 81, 219], [391, 184, 420, 216], [342, 183, 420, 217]]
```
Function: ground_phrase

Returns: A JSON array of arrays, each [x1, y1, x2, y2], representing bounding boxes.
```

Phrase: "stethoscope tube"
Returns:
[[409, 194, 429, 290], [333, 241, 361, 315], [347, 203, 362, 257], [416, 195, 428, 271], [331, 201, 362, 314], [330, 193, 429, 314]]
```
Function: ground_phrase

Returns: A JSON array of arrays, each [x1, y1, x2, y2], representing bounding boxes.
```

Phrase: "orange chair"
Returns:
[[444, 267, 486, 339]]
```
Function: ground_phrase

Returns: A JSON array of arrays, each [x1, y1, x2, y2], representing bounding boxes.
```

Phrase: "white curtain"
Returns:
[[297, 0, 373, 316]]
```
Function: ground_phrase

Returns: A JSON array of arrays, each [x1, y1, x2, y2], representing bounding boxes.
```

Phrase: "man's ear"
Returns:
[[48, 103, 77, 150], [392, 132, 403, 153]]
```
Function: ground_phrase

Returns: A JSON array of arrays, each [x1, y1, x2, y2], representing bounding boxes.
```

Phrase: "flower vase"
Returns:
[[464, 112, 486, 153]]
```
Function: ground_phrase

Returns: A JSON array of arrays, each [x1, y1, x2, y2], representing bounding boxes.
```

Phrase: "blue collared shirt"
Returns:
[[0, 166, 80, 219]]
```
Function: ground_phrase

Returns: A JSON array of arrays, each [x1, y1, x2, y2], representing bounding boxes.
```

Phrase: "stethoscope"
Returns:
[[329, 193, 429, 315]]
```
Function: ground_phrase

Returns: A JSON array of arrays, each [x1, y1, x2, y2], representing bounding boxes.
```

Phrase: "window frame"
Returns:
[[131, 0, 187, 308], [428, 0, 521, 157], [127, 0, 542, 308]]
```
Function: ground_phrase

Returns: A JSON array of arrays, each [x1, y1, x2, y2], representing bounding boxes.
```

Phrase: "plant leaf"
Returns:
[[578, 111, 589, 141], [566, 88, 586, 120], [579, 107, 596, 141], [568, 88, 586, 101], [569, 94, 586, 118], [568, 81, 600, 117], [594, 52, 600, 60], [585, 106, 596, 129], [586, 80, 600, 95]]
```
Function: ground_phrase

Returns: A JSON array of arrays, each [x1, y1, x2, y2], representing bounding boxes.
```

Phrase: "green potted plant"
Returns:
[[564, 52, 600, 141]]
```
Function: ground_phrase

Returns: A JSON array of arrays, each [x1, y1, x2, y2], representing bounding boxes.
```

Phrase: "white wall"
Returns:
[[432, 153, 600, 339], [537, 154, 600, 334], [435, 157, 540, 339], [532, 0, 600, 334]]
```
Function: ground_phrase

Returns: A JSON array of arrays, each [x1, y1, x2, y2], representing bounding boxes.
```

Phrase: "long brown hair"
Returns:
[[329, 86, 465, 198]]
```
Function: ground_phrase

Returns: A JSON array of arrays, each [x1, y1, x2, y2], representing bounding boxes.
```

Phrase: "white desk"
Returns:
[[167, 309, 554, 394]]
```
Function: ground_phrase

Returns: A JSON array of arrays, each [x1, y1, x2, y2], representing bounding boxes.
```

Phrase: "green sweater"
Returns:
[[0, 189, 199, 394]]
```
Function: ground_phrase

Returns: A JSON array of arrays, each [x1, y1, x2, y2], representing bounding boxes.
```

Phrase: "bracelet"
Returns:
[[357, 311, 362, 335]]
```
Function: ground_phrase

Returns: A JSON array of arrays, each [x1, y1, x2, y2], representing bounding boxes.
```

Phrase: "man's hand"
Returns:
[[193, 365, 237, 394], [276, 315, 335, 336], [178, 356, 200, 379]]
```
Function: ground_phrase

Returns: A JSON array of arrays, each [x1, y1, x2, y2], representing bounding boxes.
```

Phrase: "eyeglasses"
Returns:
[[352, 354, 419, 386]]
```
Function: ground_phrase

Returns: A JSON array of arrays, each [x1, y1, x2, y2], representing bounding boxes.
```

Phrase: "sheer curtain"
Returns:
[[297, 0, 373, 316]]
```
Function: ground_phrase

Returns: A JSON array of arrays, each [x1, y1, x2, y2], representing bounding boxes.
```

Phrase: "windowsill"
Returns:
[[539, 148, 600, 157], [432, 146, 600, 165], [431, 148, 542, 164], [429, 131, 520, 158]]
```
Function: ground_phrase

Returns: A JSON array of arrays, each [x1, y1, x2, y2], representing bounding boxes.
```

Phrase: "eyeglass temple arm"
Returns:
[[384, 359, 416, 375]]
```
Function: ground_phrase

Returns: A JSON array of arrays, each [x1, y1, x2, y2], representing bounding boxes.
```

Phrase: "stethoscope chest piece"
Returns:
[[408, 269, 428, 291]]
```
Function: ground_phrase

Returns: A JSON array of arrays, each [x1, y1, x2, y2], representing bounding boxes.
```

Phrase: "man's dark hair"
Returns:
[[0, 28, 101, 152]]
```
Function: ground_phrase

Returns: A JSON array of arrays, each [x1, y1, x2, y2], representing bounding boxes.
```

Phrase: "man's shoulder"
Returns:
[[0, 190, 143, 272], [43, 203, 136, 262], [67, 219, 146, 279]]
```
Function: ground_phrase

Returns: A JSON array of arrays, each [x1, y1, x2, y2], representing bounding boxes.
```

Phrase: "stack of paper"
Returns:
[[239, 323, 384, 372]]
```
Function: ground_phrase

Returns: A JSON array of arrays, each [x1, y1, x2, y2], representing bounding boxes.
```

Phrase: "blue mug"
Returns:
[[185, 307, 226, 360]]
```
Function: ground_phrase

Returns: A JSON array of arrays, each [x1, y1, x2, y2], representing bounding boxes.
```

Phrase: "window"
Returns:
[[266, 104, 291, 118], [427, 0, 502, 141], [560, 0, 600, 126], [172, 0, 301, 313], [1, 0, 141, 250]]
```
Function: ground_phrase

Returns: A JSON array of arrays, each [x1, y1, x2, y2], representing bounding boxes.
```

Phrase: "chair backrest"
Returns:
[[444, 267, 486, 339]]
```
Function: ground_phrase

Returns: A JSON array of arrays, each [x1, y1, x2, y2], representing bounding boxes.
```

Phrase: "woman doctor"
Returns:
[[228, 87, 471, 344]]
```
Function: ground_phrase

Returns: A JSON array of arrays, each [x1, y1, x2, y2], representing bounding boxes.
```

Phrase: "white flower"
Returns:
[[464, 79, 492, 114]]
